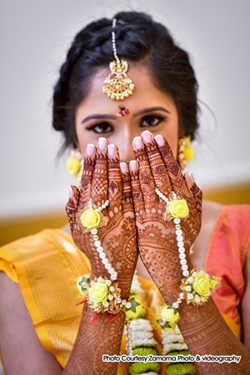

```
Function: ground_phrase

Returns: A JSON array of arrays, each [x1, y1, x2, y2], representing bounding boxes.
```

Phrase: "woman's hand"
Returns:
[[66, 139, 138, 298], [129, 131, 202, 303]]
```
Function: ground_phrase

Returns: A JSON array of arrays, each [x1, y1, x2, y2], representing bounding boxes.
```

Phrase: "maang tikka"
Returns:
[[103, 19, 135, 100]]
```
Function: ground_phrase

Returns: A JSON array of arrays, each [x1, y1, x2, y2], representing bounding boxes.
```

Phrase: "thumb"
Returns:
[[65, 185, 80, 233]]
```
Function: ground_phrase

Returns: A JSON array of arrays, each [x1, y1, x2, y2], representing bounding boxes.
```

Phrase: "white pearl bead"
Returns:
[[180, 259, 187, 265], [187, 277, 194, 284], [179, 292, 184, 299], [99, 253, 106, 259], [182, 265, 188, 271], [97, 246, 103, 253], [185, 285, 191, 292], [108, 267, 115, 274], [91, 229, 98, 234], [174, 218, 181, 224], [183, 270, 189, 277], [102, 259, 108, 265], [126, 302, 132, 309], [179, 253, 186, 259], [172, 302, 179, 309], [176, 235, 183, 241], [176, 229, 182, 236], [105, 263, 112, 270], [94, 240, 101, 247], [111, 274, 117, 280], [177, 241, 184, 248], [177, 241, 184, 247], [187, 293, 193, 300], [178, 248, 185, 253]]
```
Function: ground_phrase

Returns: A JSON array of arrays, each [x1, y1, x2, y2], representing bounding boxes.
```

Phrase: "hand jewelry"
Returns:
[[155, 188, 220, 329]]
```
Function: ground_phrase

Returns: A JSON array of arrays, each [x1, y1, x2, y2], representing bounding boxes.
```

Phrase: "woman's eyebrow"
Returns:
[[133, 107, 170, 117], [81, 114, 117, 123]]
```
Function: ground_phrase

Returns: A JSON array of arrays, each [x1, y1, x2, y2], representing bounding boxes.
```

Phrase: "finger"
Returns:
[[66, 185, 80, 233], [108, 144, 122, 211], [91, 137, 108, 208], [129, 160, 145, 217], [190, 182, 203, 219], [155, 134, 191, 199], [133, 136, 158, 206], [138, 132, 172, 197], [78, 144, 96, 210], [120, 162, 134, 216]]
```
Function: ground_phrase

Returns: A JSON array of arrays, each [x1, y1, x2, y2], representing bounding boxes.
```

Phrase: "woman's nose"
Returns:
[[116, 127, 136, 163]]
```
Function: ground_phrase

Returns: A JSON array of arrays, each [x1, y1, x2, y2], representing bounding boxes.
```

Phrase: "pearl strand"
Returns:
[[124, 321, 133, 356], [154, 189, 190, 320], [112, 18, 119, 64], [89, 199, 118, 281]]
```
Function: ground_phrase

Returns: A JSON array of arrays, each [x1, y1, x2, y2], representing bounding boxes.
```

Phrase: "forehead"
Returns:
[[76, 65, 177, 116]]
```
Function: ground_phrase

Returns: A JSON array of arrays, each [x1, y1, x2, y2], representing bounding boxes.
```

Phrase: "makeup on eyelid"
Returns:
[[75, 65, 179, 163]]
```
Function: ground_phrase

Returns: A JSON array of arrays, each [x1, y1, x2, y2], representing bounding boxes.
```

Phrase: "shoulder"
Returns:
[[0, 272, 62, 374]]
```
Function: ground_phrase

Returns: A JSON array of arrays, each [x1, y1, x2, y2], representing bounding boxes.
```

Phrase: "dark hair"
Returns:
[[53, 11, 199, 153]]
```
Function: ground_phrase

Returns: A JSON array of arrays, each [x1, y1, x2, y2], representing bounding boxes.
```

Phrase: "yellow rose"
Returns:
[[210, 277, 219, 289], [193, 274, 210, 296], [80, 209, 100, 228], [160, 305, 180, 324], [183, 146, 194, 162], [66, 156, 81, 175], [89, 282, 109, 303], [169, 200, 189, 218]]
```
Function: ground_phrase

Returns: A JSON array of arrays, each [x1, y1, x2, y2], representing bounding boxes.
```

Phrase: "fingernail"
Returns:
[[98, 137, 107, 151], [108, 144, 115, 157], [188, 170, 195, 184], [86, 143, 94, 156], [142, 130, 152, 143], [69, 186, 73, 198], [133, 136, 143, 150], [120, 162, 128, 173], [155, 134, 165, 147], [129, 160, 137, 171]]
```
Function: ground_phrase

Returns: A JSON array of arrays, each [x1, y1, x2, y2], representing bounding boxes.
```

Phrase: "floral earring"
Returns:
[[66, 148, 83, 181], [177, 136, 194, 170]]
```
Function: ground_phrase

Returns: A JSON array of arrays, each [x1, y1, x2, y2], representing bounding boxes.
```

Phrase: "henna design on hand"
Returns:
[[131, 133, 202, 300], [65, 144, 138, 299]]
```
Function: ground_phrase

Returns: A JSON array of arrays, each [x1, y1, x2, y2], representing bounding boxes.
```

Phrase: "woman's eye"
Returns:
[[88, 123, 113, 134], [140, 115, 166, 128]]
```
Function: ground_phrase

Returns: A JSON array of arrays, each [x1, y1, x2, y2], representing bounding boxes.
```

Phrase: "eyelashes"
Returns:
[[85, 113, 167, 134]]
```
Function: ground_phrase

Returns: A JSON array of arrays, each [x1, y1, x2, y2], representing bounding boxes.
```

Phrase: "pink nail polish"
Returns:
[[120, 162, 128, 173], [133, 136, 143, 150], [129, 160, 137, 171], [98, 137, 107, 151], [69, 186, 73, 198], [188, 170, 195, 184], [108, 144, 115, 157], [155, 135, 165, 147], [142, 130, 152, 143], [86, 143, 94, 156]]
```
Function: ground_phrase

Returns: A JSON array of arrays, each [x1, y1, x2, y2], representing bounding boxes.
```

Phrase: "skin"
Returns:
[[0, 65, 250, 374]]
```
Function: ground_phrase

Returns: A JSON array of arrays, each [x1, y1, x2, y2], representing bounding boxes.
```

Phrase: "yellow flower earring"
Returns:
[[178, 136, 194, 170], [66, 149, 83, 181]]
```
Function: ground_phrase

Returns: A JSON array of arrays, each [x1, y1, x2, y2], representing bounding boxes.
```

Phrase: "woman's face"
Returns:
[[75, 65, 179, 163]]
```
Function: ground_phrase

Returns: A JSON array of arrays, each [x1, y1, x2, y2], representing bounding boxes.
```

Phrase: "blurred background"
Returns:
[[0, 0, 250, 248]]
